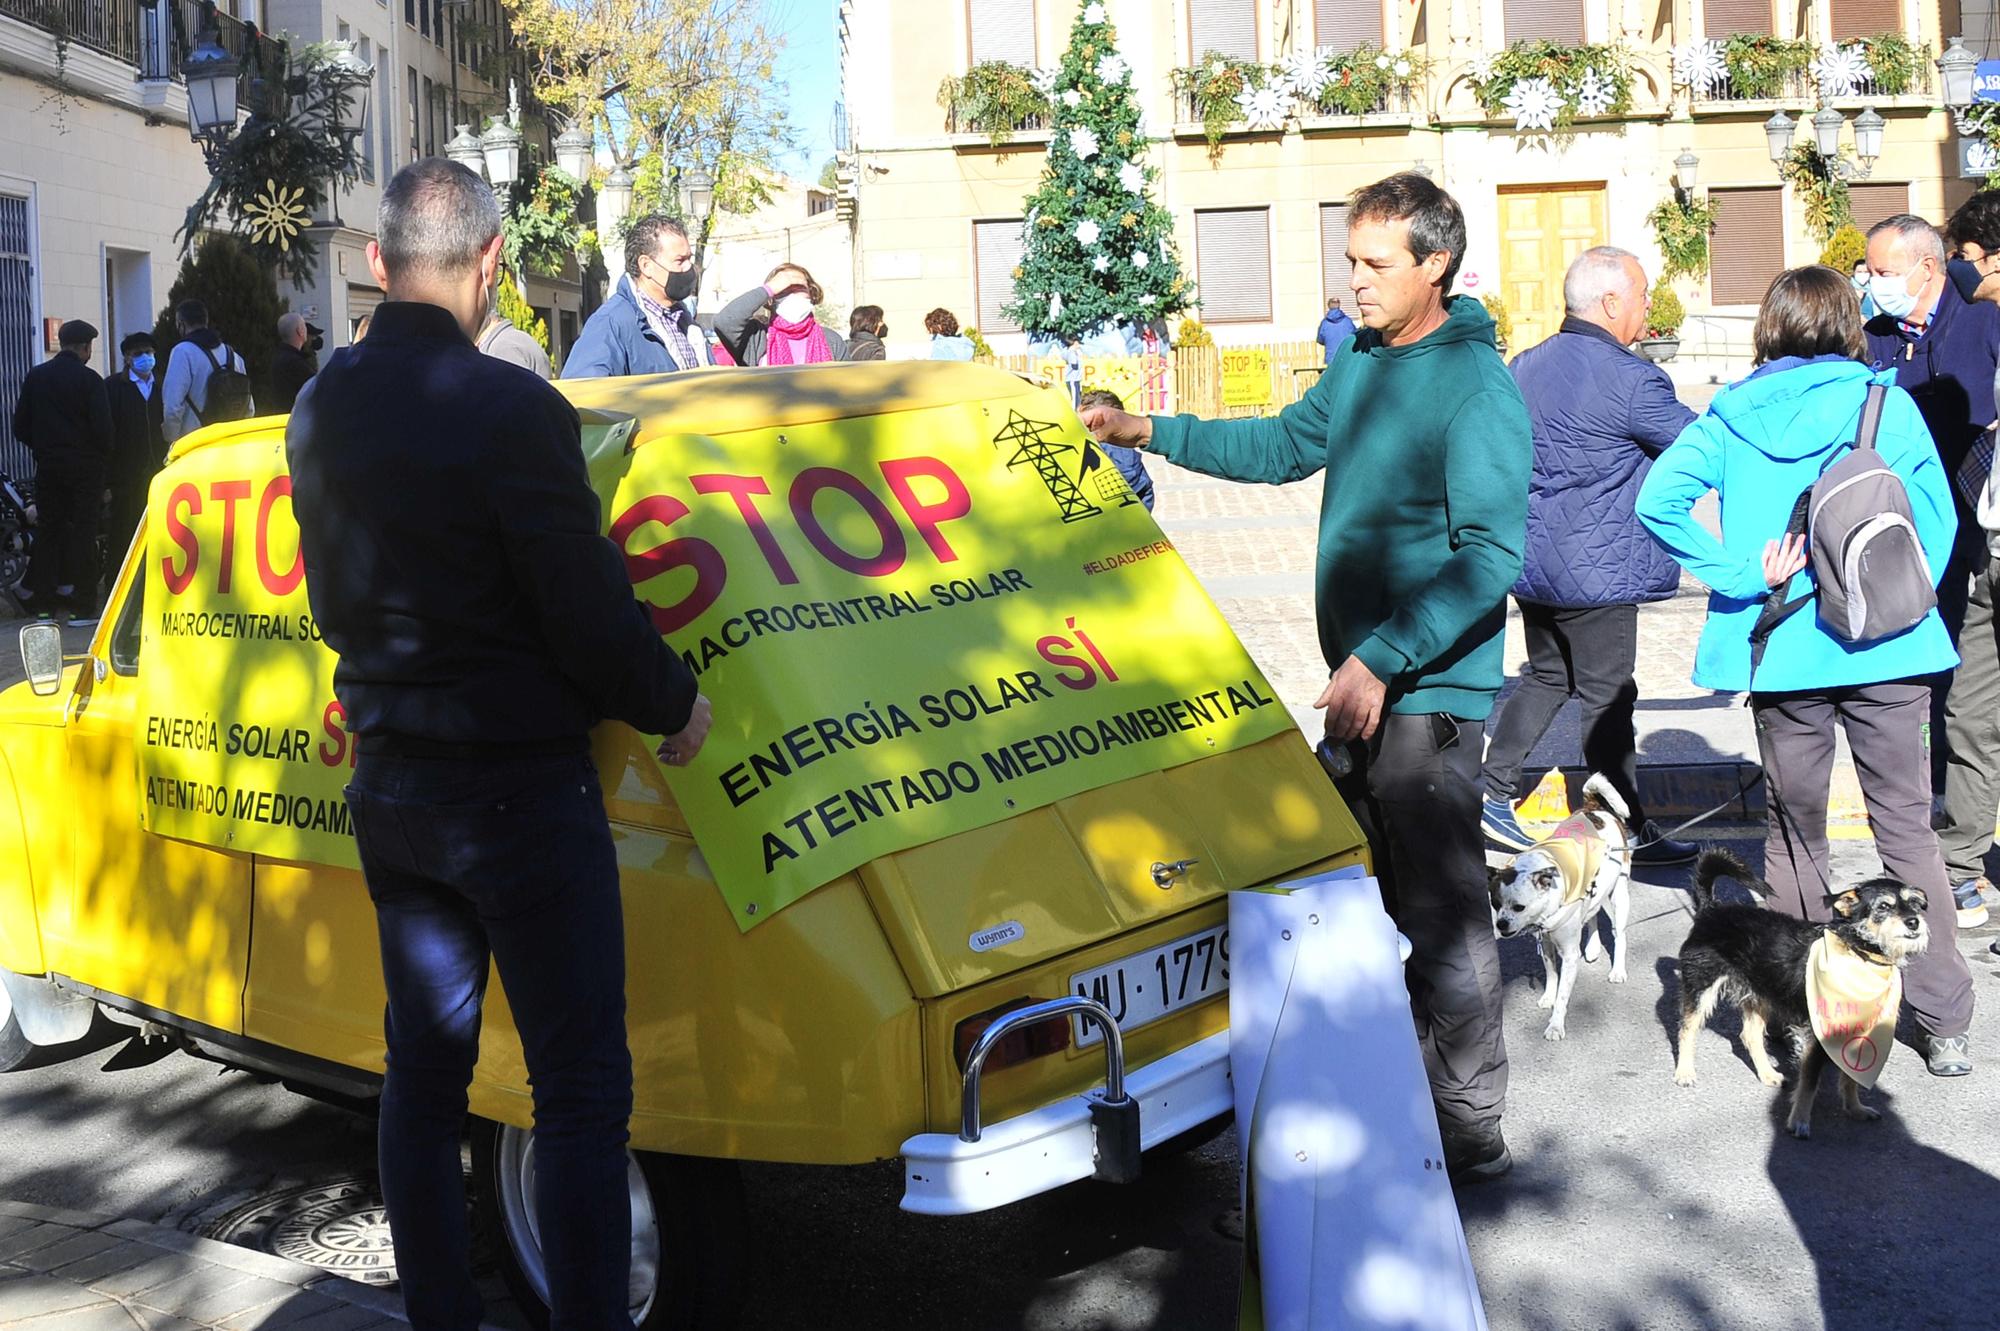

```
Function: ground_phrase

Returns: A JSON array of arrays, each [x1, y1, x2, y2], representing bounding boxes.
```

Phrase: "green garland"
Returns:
[[1314, 45, 1431, 116], [1169, 53, 1272, 151], [1780, 144, 1853, 242], [937, 61, 1051, 146], [1646, 196, 1718, 281], [1721, 35, 1812, 99], [1848, 33, 1920, 96], [1469, 41, 1634, 130], [500, 159, 585, 278]]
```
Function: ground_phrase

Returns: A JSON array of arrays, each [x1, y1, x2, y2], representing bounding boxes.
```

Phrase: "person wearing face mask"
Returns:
[[845, 305, 887, 361], [105, 331, 165, 549], [1862, 214, 2000, 813], [562, 214, 710, 378], [716, 264, 847, 366], [1852, 258, 1877, 319]]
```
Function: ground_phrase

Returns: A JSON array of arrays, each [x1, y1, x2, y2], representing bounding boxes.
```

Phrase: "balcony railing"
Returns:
[[1693, 69, 1811, 104], [1173, 84, 1411, 131], [943, 106, 1048, 137], [0, 0, 285, 116]]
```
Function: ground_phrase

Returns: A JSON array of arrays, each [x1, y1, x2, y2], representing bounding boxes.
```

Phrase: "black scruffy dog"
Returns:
[[1673, 848, 1929, 1139]]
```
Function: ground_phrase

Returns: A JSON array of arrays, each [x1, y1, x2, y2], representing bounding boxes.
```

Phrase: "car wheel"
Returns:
[[0, 980, 28, 1073], [472, 1119, 745, 1331]]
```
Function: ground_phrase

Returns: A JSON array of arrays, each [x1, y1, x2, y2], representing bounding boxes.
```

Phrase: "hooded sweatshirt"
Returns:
[[1149, 295, 1531, 719], [1635, 356, 1959, 694]]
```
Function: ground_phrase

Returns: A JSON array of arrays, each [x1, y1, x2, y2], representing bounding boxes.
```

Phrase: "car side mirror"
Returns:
[[20, 622, 63, 697]]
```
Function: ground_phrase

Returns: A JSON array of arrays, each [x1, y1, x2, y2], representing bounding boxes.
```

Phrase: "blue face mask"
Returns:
[[131, 353, 155, 375]]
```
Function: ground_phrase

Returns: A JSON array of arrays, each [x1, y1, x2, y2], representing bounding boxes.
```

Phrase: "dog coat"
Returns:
[[1531, 815, 1606, 905], [1805, 930, 1901, 1089]]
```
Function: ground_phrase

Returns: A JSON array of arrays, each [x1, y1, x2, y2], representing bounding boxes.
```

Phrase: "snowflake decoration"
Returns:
[[1095, 54, 1129, 86], [1118, 161, 1146, 193], [1470, 53, 1495, 86], [1812, 44, 1874, 98], [1235, 83, 1289, 132], [1501, 77, 1564, 133], [1076, 218, 1102, 246], [1394, 58, 1412, 78], [1138, 294, 1156, 306], [1050, 291, 1065, 320], [1131, 250, 1149, 269], [1068, 126, 1100, 159], [1081, 1, 1105, 23], [243, 180, 310, 252], [1671, 40, 1726, 92], [1062, 89, 1082, 108], [1031, 66, 1060, 98], [1374, 55, 1390, 71], [1092, 254, 1110, 272], [1280, 47, 1332, 98], [1573, 69, 1616, 117]]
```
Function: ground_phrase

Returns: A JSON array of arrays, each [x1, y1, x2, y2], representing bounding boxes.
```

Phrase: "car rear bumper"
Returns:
[[898, 1029, 1230, 1216]]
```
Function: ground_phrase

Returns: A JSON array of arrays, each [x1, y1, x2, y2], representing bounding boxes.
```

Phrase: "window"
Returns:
[[967, 0, 1035, 66], [1848, 182, 1910, 234], [1195, 207, 1272, 322], [358, 37, 376, 181], [405, 0, 414, 26], [1315, 0, 1379, 48], [1830, 0, 1901, 42], [336, 20, 350, 43], [111, 570, 144, 675], [1710, 187, 1785, 306], [1703, 0, 1771, 37], [433, 0, 446, 47], [423, 75, 436, 156], [408, 67, 419, 161], [378, 60, 392, 173], [1504, 0, 1582, 44], [419, 0, 429, 36], [1187, 0, 1256, 62], [973, 218, 1026, 334], [1319, 203, 1352, 308]]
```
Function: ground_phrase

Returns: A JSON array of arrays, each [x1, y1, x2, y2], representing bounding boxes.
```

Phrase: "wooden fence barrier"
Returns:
[[984, 340, 1327, 419]]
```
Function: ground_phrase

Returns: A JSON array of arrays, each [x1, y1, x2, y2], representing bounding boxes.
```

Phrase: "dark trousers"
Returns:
[[1752, 681, 1974, 1039], [1928, 508, 1986, 785], [1482, 601, 1647, 825], [26, 460, 102, 605], [1939, 554, 2000, 883], [1334, 712, 1508, 1132], [345, 752, 636, 1331]]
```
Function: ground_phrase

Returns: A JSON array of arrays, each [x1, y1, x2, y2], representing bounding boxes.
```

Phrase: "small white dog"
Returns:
[[1487, 774, 1634, 1042]]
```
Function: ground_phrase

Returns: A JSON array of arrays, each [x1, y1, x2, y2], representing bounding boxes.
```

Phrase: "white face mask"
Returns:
[[1869, 269, 1923, 321], [775, 293, 815, 324]]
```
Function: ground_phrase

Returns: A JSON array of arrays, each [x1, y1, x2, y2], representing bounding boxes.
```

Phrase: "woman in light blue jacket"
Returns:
[[1637, 265, 1975, 1076]]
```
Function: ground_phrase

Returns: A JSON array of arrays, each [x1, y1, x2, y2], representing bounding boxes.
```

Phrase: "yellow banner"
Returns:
[[135, 380, 1294, 929], [1220, 348, 1273, 407], [1031, 354, 1174, 413], [137, 434, 360, 868]]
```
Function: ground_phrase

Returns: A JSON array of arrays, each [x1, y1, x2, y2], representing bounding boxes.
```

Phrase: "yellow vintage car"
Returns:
[[0, 362, 1363, 1328]]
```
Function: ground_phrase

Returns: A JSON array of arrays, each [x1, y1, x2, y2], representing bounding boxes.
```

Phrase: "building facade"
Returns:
[[696, 173, 854, 326], [841, 0, 1992, 368]]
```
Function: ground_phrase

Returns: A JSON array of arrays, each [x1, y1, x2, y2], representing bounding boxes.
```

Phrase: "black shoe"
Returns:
[[1440, 1122, 1512, 1182], [1632, 821, 1699, 866]]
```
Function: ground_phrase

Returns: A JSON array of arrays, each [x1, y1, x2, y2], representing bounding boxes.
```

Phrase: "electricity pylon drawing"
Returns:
[[993, 411, 1102, 523]]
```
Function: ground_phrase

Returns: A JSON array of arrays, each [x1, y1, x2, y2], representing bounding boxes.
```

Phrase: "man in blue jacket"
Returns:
[[562, 214, 711, 378], [1480, 248, 1698, 863], [1316, 295, 1356, 365]]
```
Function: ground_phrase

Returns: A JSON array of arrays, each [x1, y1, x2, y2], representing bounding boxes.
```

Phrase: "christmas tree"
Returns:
[[1004, 2, 1191, 343]]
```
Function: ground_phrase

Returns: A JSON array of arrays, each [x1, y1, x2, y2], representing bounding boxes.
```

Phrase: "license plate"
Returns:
[[1070, 925, 1229, 1047]]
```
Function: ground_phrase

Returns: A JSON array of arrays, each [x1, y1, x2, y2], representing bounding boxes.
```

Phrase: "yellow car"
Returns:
[[0, 362, 1363, 1328]]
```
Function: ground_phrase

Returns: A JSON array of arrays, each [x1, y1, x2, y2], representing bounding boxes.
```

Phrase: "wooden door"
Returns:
[[1498, 185, 1607, 355]]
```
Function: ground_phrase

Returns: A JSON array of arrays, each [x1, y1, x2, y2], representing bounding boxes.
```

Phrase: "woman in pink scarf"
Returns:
[[714, 264, 851, 366]]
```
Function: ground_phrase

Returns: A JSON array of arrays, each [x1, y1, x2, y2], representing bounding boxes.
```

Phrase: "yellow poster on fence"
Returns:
[[136, 369, 1295, 928], [1220, 348, 1273, 407]]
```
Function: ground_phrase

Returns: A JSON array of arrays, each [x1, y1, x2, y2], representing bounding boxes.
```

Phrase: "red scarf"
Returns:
[[765, 311, 831, 365]]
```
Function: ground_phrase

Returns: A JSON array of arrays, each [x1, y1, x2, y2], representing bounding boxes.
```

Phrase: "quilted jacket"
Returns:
[[1510, 317, 1695, 607]]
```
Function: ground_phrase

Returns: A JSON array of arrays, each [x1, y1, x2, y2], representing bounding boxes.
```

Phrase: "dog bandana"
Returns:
[[1805, 930, 1901, 1089], [1531, 815, 1605, 905]]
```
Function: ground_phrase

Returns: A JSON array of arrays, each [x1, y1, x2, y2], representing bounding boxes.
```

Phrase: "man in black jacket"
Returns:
[[11, 319, 111, 621], [268, 312, 320, 413], [287, 157, 711, 1331], [106, 331, 165, 552]]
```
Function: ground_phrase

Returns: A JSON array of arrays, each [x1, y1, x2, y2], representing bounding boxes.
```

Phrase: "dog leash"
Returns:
[[1625, 769, 1768, 852]]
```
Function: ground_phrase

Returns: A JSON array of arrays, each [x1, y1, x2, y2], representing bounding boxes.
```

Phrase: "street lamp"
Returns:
[[1673, 149, 1699, 193], [1852, 106, 1885, 168], [1941, 35, 1978, 112], [554, 124, 594, 183], [1812, 106, 1844, 158], [1764, 111, 1797, 163], [679, 166, 714, 224], [445, 123, 486, 176], [597, 163, 635, 244], [183, 13, 240, 166], [481, 119, 523, 193]]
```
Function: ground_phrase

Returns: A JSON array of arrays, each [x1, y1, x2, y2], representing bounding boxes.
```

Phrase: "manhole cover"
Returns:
[[204, 1176, 399, 1285]]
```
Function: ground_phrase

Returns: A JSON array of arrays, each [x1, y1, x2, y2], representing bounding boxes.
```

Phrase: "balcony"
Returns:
[[943, 105, 1048, 138], [0, 0, 285, 116], [1693, 68, 1812, 106]]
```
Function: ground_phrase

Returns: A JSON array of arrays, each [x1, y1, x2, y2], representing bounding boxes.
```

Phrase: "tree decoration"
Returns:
[[1672, 40, 1727, 93], [938, 60, 1052, 145], [1313, 44, 1431, 116], [1848, 33, 1921, 96], [1471, 42, 1634, 132], [1573, 69, 1617, 116], [1169, 53, 1273, 152], [1718, 35, 1814, 99], [1501, 77, 1564, 132], [241, 182, 311, 252], [1281, 46, 1333, 98], [1007, 3, 1192, 340], [1235, 82, 1290, 131], [1811, 44, 1874, 99], [500, 160, 586, 278], [1780, 143, 1854, 241], [1646, 196, 1719, 280]]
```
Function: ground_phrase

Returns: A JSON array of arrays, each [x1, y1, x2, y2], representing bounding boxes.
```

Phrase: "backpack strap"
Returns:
[[1747, 485, 1816, 690], [1854, 381, 1888, 453]]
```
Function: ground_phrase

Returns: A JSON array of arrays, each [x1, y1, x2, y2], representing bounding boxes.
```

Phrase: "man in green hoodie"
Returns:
[[1083, 174, 1532, 1181]]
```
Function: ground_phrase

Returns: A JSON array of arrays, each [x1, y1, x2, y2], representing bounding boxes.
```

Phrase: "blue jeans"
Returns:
[[346, 751, 635, 1331]]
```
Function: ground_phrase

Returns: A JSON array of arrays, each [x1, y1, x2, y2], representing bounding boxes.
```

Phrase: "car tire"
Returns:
[[471, 1119, 745, 1331]]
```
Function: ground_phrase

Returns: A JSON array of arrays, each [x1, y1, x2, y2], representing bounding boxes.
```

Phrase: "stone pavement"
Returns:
[[0, 1202, 418, 1331]]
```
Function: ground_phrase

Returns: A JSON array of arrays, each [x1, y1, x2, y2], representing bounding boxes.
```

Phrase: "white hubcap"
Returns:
[[492, 1125, 662, 1324]]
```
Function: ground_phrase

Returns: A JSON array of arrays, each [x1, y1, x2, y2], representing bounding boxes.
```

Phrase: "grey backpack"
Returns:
[[1750, 383, 1936, 678]]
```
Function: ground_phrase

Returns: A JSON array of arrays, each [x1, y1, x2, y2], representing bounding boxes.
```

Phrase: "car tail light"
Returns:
[[953, 997, 1072, 1074]]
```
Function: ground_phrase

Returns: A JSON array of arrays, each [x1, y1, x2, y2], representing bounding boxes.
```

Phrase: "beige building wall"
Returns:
[[696, 176, 855, 324], [844, 0, 1981, 370]]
